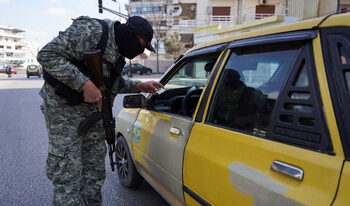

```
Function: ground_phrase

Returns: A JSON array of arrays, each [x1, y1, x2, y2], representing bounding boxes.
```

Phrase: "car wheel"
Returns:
[[27, 75, 29, 78], [116, 136, 143, 188], [146, 70, 151, 75], [38, 74, 41, 78]]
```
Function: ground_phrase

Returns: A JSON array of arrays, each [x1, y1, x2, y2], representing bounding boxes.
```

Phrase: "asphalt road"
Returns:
[[0, 72, 168, 206]]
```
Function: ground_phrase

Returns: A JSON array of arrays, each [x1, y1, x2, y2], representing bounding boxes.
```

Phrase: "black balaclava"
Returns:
[[114, 24, 144, 59]]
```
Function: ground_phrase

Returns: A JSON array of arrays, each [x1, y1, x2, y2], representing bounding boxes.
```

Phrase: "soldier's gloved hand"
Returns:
[[136, 81, 164, 95], [83, 80, 102, 111]]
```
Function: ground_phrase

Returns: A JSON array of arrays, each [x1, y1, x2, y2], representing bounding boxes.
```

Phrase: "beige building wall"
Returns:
[[207, 0, 236, 25], [241, 0, 286, 23], [204, 0, 286, 25], [287, 0, 341, 20], [195, 0, 210, 28], [318, 0, 350, 16], [318, 0, 337, 16]]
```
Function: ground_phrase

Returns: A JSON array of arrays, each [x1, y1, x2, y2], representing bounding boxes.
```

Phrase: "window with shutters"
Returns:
[[255, 5, 275, 19], [212, 7, 232, 22]]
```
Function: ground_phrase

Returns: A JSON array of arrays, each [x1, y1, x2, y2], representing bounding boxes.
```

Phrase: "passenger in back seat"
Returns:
[[212, 69, 273, 134]]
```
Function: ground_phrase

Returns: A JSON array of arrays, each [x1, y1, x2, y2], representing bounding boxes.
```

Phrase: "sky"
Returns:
[[0, 0, 128, 47]]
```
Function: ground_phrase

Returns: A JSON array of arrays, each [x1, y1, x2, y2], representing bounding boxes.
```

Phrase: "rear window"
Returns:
[[27, 65, 37, 69]]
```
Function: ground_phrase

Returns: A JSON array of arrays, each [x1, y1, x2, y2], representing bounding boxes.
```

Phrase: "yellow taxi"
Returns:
[[115, 12, 350, 206], [26, 65, 41, 78]]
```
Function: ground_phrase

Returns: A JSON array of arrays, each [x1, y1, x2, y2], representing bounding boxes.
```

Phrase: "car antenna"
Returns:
[[313, 9, 350, 30]]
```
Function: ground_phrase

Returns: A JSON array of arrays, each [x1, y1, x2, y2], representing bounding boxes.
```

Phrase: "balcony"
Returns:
[[0, 31, 25, 39], [211, 15, 235, 23], [255, 13, 275, 19], [172, 19, 197, 34], [178, 19, 196, 27], [15, 41, 27, 47]]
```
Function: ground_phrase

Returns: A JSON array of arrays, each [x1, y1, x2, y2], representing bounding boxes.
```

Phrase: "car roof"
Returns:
[[187, 12, 350, 54]]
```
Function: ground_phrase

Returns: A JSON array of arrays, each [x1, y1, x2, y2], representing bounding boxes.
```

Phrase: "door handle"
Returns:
[[170, 127, 183, 136], [270, 160, 304, 181]]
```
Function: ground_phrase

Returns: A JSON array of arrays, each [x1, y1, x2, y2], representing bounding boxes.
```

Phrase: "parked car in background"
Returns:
[[11, 68, 17, 74], [26, 65, 41, 78], [122, 63, 152, 75], [115, 12, 350, 206], [0, 66, 16, 74]]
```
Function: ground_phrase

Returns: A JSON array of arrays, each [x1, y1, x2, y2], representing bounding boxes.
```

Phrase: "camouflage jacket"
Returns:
[[37, 16, 140, 107]]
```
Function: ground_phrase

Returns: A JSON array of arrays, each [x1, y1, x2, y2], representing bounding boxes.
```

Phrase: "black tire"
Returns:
[[146, 70, 151, 75], [27, 75, 29, 78], [116, 136, 143, 188]]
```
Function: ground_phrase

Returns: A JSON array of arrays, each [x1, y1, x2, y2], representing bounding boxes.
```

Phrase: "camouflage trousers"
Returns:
[[41, 102, 106, 206]]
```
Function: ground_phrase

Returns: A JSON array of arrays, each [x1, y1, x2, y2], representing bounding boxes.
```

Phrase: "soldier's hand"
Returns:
[[83, 80, 102, 106], [136, 81, 164, 95]]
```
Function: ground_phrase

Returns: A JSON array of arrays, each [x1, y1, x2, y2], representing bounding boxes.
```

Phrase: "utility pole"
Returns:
[[236, 0, 242, 25]]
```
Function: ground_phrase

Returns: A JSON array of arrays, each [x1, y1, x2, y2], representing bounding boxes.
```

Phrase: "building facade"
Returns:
[[194, 0, 347, 45], [0, 26, 26, 69], [127, 0, 173, 55], [126, 0, 348, 59]]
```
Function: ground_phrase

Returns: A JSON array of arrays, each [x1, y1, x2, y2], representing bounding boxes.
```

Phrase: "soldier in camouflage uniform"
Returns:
[[37, 16, 162, 206]]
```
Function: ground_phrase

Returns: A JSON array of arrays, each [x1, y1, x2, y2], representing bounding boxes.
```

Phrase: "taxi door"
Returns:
[[183, 30, 344, 205], [131, 46, 225, 206]]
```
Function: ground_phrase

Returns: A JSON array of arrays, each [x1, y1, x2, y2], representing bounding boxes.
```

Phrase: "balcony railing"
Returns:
[[211, 15, 235, 23], [178, 20, 196, 27], [255, 13, 275, 19], [0, 31, 25, 39]]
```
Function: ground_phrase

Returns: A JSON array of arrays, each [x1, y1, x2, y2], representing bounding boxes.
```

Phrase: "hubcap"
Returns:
[[116, 143, 128, 179]]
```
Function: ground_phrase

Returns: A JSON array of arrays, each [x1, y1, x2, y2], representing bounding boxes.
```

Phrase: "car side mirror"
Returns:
[[123, 94, 147, 108]]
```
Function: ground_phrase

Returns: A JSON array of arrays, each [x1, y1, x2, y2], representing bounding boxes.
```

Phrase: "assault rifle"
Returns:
[[77, 49, 116, 171]]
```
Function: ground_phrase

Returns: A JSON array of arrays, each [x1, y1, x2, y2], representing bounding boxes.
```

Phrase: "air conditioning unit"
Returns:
[[260, 0, 267, 4], [206, 6, 212, 14]]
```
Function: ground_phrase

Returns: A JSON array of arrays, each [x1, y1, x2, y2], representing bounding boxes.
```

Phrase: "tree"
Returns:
[[162, 32, 182, 58], [144, 13, 168, 74]]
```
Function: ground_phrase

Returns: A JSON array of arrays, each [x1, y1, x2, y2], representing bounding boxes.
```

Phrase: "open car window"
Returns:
[[149, 52, 221, 118]]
